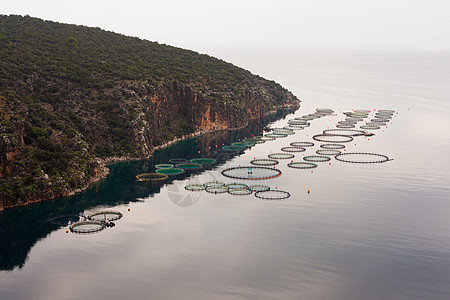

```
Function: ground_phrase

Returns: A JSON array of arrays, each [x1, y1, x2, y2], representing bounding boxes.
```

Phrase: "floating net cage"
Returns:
[[301, 116, 315, 120], [155, 163, 174, 169], [339, 120, 357, 124], [265, 133, 288, 138], [320, 143, 346, 150], [316, 108, 334, 113], [378, 110, 395, 114], [70, 220, 105, 234], [272, 129, 295, 135], [228, 188, 252, 196], [205, 186, 228, 194], [336, 124, 355, 129], [365, 122, 385, 126], [232, 141, 256, 148], [169, 158, 189, 165], [286, 125, 305, 130], [222, 145, 246, 152], [204, 180, 225, 187], [185, 183, 206, 191], [190, 158, 217, 166], [303, 155, 331, 162], [335, 152, 392, 163], [88, 211, 123, 222], [281, 146, 306, 153], [370, 118, 390, 123], [323, 129, 366, 137], [175, 163, 203, 171], [288, 119, 308, 125], [268, 153, 295, 160], [260, 136, 276, 141], [360, 125, 380, 130], [221, 166, 282, 180], [316, 149, 341, 156], [287, 161, 318, 169], [374, 115, 392, 119], [307, 113, 322, 119], [225, 182, 249, 189], [244, 138, 265, 144], [346, 118, 364, 122], [254, 190, 291, 200], [313, 134, 353, 143], [290, 141, 314, 148], [50, 214, 83, 226], [248, 184, 271, 192], [136, 172, 169, 182], [250, 158, 279, 166], [155, 168, 185, 176]]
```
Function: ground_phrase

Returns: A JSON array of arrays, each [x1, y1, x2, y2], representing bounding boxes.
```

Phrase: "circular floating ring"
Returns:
[[260, 136, 276, 141], [268, 153, 295, 159], [248, 184, 271, 192], [175, 163, 203, 170], [169, 158, 189, 165], [70, 220, 105, 234], [320, 143, 345, 150], [316, 108, 334, 113], [273, 129, 295, 135], [374, 115, 392, 119], [346, 118, 364, 122], [225, 182, 249, 189], [287, 125, 305, 130], [339, 120, 357, 124], [155, 163, 174, 169], [360, 125, 380, 130], [204, 180, 225, 187], [88, 211, 123, 222], [370, 118, 390, 123], [185, 183, 206, 191], [221, 166, 282, 180], [49, 214, 83, 226], [301, 116, 315, 120], [250, 158, 279, 166], [354, 110, 371, 113], [307, 114, 322, 119], [335, 152, 392, 163], [265, 133, 288, 138], [232, 141, 256, 148], [205, 186, 228, 194], [228, 188, 252, 196], [378, 110, 395, 113], [190, 158, 217, 165], [156, 168, 185, 176], [365, 122, 385, 126], [287, 161, 318, 169], [222, 145, 246, 151], [303, 155, 331, 162], [323, 129, 366, 137], [255, 190, 290, 200], [316, 149, 341, 156], [288, 119, 308, 125], [336, 124, 355, 129], [290, 141, 314, 147], [312, 134, 353, 143], [281, 146, 306, 153], [136, 173, 169, 182]]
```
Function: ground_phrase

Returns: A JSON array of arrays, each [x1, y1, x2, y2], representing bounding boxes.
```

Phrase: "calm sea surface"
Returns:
[[1, 49, 450, 300]]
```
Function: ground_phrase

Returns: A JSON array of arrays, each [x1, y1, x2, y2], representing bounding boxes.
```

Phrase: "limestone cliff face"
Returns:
[[0, 15, 300, 210]]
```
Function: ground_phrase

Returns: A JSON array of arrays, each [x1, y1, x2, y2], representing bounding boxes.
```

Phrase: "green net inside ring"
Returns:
[[360, 125, 380, 130], [250, 158, 279, 166], [268, 153, 295, 159], [265, 133, 288, 138], [248, 184, 271, 192], [260, 136, 276, 141], [136, 172, 169, 182], [320, 143, 345, 150], [287, 161, 318, 169], [316, 149, 341, 156], [155, 168, 185, 175], [88, 211, 123, 222], [303, 155, 331, 162], [185, 183, 206, 191], [205, 186, 228, 194], [281, 146, 306, 153], [190, 158, 217, 165], [228, 188, 252, 196], [290, 141, 314, 147], [155, 163, 174, 169], [225, 182, 249, 189], [204, 180, 225, 187], [175, 163, 203, 170], [222, 145, 246, 151]]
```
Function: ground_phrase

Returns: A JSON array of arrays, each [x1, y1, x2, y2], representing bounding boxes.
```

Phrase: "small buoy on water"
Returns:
[[329, 162, 331, 165], [307, 189, 310, 194], [66, 230, 69, 233], [128, 208, 131, 211]]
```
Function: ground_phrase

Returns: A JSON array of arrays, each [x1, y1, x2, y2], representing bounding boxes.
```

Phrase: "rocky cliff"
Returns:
[[0, 15, 299, 209]]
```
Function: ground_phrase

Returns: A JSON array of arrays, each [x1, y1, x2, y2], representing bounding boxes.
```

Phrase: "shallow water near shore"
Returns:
[[1, 49, 450, 300]]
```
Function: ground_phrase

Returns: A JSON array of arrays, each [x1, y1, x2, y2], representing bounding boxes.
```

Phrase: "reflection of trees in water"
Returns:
[[0, 108, 295, 271]]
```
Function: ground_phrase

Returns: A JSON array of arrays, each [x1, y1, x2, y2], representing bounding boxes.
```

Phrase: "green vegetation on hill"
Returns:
[[0, 15, 298, 208]]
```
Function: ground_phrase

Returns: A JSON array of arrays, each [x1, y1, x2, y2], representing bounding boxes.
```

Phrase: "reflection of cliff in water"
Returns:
[[0, 108, 295, 271]]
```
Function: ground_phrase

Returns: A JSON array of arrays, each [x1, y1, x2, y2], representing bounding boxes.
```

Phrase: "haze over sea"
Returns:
[[1, 48, 450, 299]]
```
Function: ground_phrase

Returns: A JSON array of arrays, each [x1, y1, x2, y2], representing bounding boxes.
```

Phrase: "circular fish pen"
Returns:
[[225, 182, 249, 189], [88, 211, 123, 222], [50, 214, 83, 226], [335, 152, 392, 163], [221, 166, 282, 180], [365, 122, 385, 126], [287, 161, 318, 169], [169, 158, 189, 165], [281, 146, 306, 153], [303, 155, 331, 162], [290, 141, 314, 148], [360, 125, 380, 130], [254, 190, 290, 200], [190, 158, 217, 166], [265, 133, 288, 138], [155, 168, 185, 176], [370, 118, 390, 123], [378, 110, 395, 114], [336, 124, 355, 129], [222, 145, 246, 152], [316, 149, 341, 156], [288, 119, 308, 125], [205, 186, 228, 194], [185, 183, 206, 191], [323, 129, 366, 137], [320, 143, 345, 150], [272, 129, 295, 135], [248, 184, 271, 192], [268, 153, 295, 160], [260, 136, 276, 141], [136, 173, 168, 182], [287, 125, 305, 130], [204, 180, 225, 188], [250, 158, 279, 166], [175, 163, 203, 171], [70, 220, 106, 234], [228, 188, 252, 196], [312, 134, 353, 143], [155, 163, 174, 169], [232, 141, 256, 148]]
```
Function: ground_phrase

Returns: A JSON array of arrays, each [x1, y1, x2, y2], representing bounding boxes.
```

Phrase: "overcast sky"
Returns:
[[3, 0, 450, 52]]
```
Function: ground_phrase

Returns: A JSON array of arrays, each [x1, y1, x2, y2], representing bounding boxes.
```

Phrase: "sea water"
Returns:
[[1, 49, 450, 300]]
